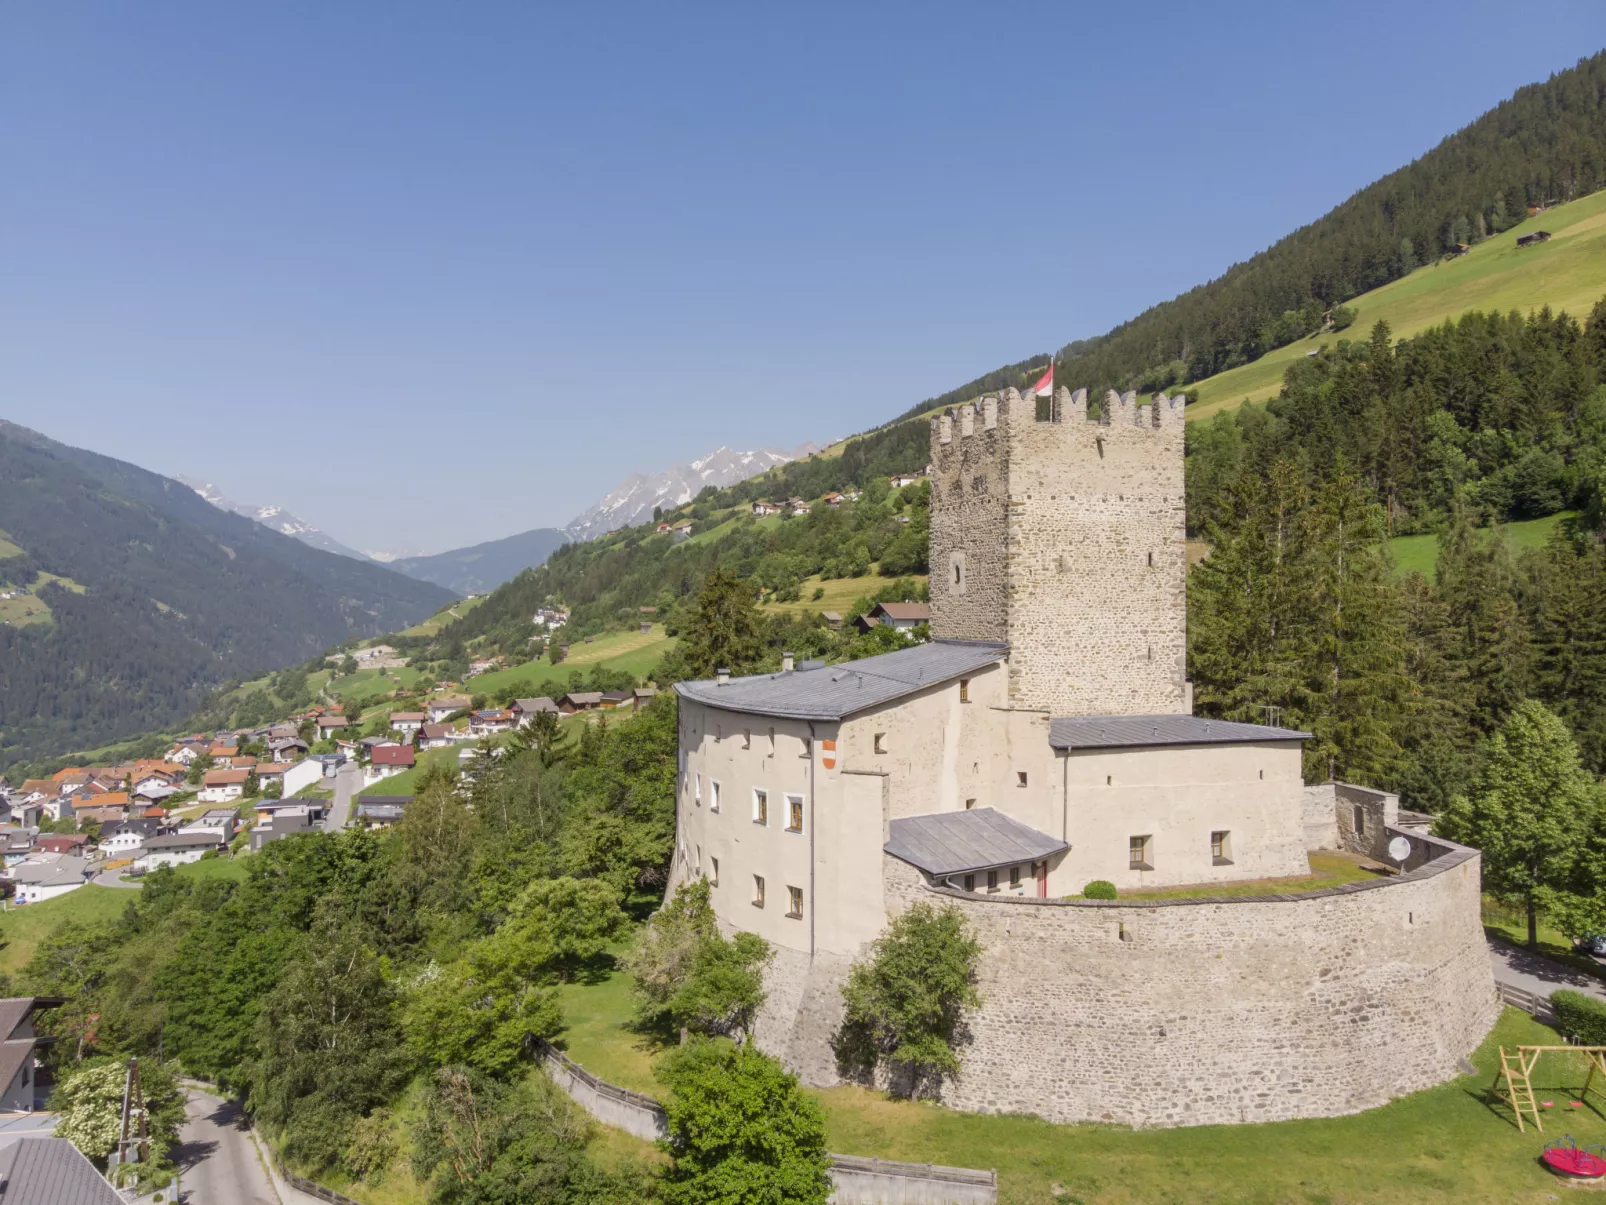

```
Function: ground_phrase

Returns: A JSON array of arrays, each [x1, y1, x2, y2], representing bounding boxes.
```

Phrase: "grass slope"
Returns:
[[555, 962, 1580, 1204], [756, 571, 928, 619], [1385, 512, 1572, 579], [398, 594, 486, 638], [1188, 188, 1606, 420], [466, 626, 675, 697]]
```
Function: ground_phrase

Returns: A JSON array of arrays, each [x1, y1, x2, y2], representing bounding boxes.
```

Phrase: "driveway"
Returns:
[[1488, 936, 1606, 1003], [323, 762, 360, 833], [93, 868, 141, 888], [174, 1086, 322, 1205]]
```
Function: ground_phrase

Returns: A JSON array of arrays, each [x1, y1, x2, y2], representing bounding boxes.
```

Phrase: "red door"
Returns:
[[1036, 861, 1048, 898]]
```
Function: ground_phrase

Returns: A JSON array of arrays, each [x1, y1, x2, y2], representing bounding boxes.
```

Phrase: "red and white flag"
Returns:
[[1032, 363, 1054, 397]]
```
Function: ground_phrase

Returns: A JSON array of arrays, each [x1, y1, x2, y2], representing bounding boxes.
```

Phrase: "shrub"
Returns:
[[1552, 990, 1606, 1045], [1083, 880, 1118, 900]]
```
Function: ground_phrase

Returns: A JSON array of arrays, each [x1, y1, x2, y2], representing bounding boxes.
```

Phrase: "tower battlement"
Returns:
[[928, 386, 1187, 715]]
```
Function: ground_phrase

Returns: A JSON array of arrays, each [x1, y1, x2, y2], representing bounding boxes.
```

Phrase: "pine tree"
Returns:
[[1434, 503, 1531, 730], [675, 568, 766, 680], [1524, 530, 1606, 772]]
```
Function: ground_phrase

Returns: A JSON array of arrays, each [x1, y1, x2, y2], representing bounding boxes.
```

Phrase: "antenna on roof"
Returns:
[[1258, 705, 1283, 729]]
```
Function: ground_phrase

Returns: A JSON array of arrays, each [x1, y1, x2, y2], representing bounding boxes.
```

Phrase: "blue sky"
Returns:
[[3, 3, 1603, 554]]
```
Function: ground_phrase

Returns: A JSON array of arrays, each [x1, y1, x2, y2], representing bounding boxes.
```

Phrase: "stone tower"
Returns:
[[928, 385, 1187, 716]]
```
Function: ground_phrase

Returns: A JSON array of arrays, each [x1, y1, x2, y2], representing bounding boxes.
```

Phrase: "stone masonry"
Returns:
[[929, 385, 1188, 716], [755, 828, 1498, 1129]]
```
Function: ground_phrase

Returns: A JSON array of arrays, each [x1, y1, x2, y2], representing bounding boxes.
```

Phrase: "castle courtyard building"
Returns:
[[672, 386, 1497, 1129]]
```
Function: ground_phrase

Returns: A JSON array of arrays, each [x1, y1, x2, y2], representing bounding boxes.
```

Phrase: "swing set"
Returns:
[[1494, 1045, 1606, 1133]]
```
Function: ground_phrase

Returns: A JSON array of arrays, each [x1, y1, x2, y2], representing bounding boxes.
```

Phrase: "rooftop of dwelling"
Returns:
[[673, 639, 1008, 721]]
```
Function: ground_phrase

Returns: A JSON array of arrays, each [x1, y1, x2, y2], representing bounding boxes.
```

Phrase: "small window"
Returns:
[[694, 773, 702, 805], [710, 781, 721, 812], [743, 729, 751, 749], [1259, 769, 1264, 779], [695, 844, 702, 875], [1009, 865, 1021, 889], [1211, 831, 1232, 866], [1129, 835, 1152, 869], [959, 679, 970, 703], [753, 789, 768, 825], [1017, 771, 1028, 788], [1353, 804, 1365, 836], [1147, 550, 1154, 567], [873, 732, 886, 755], [710, 856, 719, 886], [753, 875, 765, 907], [786, 794, 803, 833], [965, 797, 976, 810], [715, 725, 722, 743], [986, 870, 999, 893], [787, 886, 803, 918], [963, 873, 975, 892], [801, 737, 812, 758]]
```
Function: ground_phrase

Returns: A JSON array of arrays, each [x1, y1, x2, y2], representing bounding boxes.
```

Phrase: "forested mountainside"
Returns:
[[388, 527, 569, 595], [0, 422, 452, 767], [898, 50, 1606, 416]]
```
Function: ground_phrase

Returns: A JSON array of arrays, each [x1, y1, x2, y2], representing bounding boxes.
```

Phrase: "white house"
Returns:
[[428, 698, 471, 724], [199, 768, 249, 804], [280, 758, 325, 799], [390, 712, 426, 736], [8, 857, 90, 905], [134, 833, 224, 872], [364, 744, 416, 784], [100, 819, 163, 856]]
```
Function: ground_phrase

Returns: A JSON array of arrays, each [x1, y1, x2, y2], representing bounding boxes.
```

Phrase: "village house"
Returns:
[[366, 744, 416, 783], [468, 708, 513, 736], [135, 832, 224, 872], [280, 758, 326, 798], [0, 997, 64, 1112], [888, 472, 922, 488], [249, 806, 322, 851], [511, 697, 559, 726], [356, 795, 412, 828], [73, 804, 127, 829], [752, 500, 783, 516], [417, 722, 458, 749], [182, 808, 240, 842], [822, 492, 844, 507], [670, 520, 693, 542], [199, 767, 250, 804], [467, 659, 500, 678], [9, 855, 91, 904], [853, 600, 931, 633], [558, 692, 604, 715], [101, 817, 165, 856], [315, 714, 349, 738], [35, 834, 88, 857], [0, 831, 34, 868], [254, 763, 291, 792], [390, 711, 426, 736], [786, 497, 810, 515], [598, 690, 636, 711], [269, 737, 309, 762], [428, 697, 471, 724]]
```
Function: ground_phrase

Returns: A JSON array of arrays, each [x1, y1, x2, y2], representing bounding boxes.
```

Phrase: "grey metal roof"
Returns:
[[140, 833, 223, 850], [675, 640, 1007, 721], [885, 808, 1068, 877], [6, 859, 88, 887], [1048, 714, 1311, 750], [0, 1138, 123, 1204]]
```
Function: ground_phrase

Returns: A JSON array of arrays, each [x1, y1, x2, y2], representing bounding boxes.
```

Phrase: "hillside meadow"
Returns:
[[1188, 188, 1606, 419]]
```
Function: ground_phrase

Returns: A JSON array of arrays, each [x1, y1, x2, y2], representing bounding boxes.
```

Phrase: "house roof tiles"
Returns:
[[885, 808, 1068, 877]]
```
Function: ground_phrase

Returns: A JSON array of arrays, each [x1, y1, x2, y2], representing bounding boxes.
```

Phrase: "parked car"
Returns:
[[1575, 934, 1606, 958]]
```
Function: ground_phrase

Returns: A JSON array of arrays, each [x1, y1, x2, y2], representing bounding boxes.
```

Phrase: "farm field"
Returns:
[[465, 625, 674, 697], [553, 963, 1584, 1204], [1384, 511, 1572, 579], [1187, 188, 1606, 419], [0, 530, 23, 558], [327, 665, 423, 701]]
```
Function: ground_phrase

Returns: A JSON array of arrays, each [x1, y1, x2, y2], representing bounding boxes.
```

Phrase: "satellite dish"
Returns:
[[1387, 835, 1412, 864]]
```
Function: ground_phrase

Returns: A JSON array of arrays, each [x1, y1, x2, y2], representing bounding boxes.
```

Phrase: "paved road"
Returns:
[[93, 867, 141, 888], [1489, 936, 1606, 1003], [174, 1087, 321, 1205], [324, 762, 360, 833]]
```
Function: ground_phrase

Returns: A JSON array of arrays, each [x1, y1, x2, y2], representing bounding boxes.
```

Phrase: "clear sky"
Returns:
[[3, 3, 1603, 554]]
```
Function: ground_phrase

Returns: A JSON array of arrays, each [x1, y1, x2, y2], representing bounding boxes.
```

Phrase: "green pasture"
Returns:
[[756, 570, 928, 619], [1188, 189, 1606, 419], [464, 626, 674, 697], [1385, 511, 1572, 580], [399, 594, 486, 638], [356, 745, 463, 797]]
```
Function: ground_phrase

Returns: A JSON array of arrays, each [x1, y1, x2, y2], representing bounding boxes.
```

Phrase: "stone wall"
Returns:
[[1301, 783, 1340, 849], [758, 835, 1498, 1129], [929, 386, 1188, 716]]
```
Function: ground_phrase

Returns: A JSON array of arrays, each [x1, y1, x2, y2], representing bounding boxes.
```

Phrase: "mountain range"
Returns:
[[0, 421, 452, 769], [175, 477, 373, 562]]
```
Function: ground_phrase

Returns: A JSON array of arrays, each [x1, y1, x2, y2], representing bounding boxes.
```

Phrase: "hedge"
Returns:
[[1551, 990, 1606, 1045]]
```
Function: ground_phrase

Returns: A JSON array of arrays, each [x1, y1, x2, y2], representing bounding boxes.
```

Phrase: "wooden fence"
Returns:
[[1497, 980, 1555, 1020]]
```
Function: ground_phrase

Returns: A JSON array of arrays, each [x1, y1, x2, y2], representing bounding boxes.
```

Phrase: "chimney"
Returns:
[[781, 652, 795, 673], [716, 668, 730, 685]]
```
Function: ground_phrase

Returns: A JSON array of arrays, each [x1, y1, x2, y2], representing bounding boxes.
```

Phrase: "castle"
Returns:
[[670, 386, 1497, 1129]]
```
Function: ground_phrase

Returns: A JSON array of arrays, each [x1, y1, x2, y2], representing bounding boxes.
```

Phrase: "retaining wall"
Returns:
[[534, 1041, 998, 1204], [762, 830, 1498, 1129]]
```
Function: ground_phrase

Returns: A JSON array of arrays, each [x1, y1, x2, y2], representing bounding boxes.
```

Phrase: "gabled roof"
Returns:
[[675, 639, 1007, 721], [871, 601, 930, 622], [202, 768, 249, 785], [141, 833, 224, 851], [1047, 714, 1311, 750], [371, 745, 416, 767], [0, 996, 64, 1042], [512, 697, 558, 713], [885, 808, 1067, 877], [390, 711, 426, 722], [0, 1138, 123, 1204]]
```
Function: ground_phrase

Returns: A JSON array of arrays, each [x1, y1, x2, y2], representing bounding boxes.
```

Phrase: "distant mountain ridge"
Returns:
[[176, 476, 374, 563], [563, 444, 818, 542], [388, 528, 570, 596], [0, 422, 452, 768]]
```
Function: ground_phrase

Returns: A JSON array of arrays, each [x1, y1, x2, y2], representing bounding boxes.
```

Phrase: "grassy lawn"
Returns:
[[1385, 511, 1573, 580], [1187, 188, 1606, 419], [328, 666, 424, 701], [465, 626, 674, 698], [0, 886, 134, 972], [757, 570, 928, 619], [356, 745, 463, 797], [554, 958, 1592, 1203], [1115, 850, 1387, 900]]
